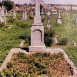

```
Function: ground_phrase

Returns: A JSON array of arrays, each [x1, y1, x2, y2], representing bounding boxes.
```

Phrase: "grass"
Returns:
[[0, 11, 77, 69], [0, 13, 33, 66]]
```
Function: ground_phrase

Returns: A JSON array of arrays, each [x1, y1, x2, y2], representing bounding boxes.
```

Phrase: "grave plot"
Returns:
[[0, 52, 73, 77]]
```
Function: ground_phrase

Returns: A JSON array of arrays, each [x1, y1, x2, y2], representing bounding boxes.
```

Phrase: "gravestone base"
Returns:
[[57, 19, 62, 24], [29, 24, 46, 52], [29, 45, 46, 52]]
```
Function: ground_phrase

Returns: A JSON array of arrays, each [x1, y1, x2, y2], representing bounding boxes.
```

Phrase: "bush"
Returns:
[[44, 37, 53, 47], [0, 72, 2, 77], [7, 62, 13, 68], [44, 30, 55, 47], [58, 38, 68, 45], [40, 69, 48, 74], [0, 23, 5, 28], [45, 30, 55, 37], [2, 69, 12, 77], [8, 18, 15, 24]]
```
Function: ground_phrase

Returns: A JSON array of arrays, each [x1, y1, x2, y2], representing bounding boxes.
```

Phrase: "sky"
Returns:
[[1, 0, 77, 5]]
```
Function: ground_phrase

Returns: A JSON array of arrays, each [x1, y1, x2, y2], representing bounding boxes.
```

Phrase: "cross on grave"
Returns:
[[29, 0, 46, 52], [41, 5, 57, 29], [22, 4, 27, 20], [12, 8, 16, 18], [30, 0, 44, 25], [0, 6, 6, 24], [57, 8, 62, 24]]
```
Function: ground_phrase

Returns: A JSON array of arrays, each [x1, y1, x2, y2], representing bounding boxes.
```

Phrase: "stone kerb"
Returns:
[[0, 48, 28, 71], [0, 48, 77, 76]]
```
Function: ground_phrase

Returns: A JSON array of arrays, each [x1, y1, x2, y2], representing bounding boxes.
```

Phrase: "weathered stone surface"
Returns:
[[53, 37, 58, 44], [12, 9, 16, 18], [22, 4, 27, 20], [29, 0, 46, 52], [29, 25, 46, 52], [19, 40, 25, 48], [57, 9, 62, 24], [69, 42, 77, 46]]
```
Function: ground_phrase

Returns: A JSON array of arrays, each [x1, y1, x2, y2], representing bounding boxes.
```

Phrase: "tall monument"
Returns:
[[29, 0, 46, 52]]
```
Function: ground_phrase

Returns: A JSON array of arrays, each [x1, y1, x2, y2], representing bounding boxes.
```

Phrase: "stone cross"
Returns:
[[0, 6, 6, 24], [1, 6, 5, 17], [31, 0, 44, 24], [22, 4, 27, 20], [29, 0, 46, 52], [12, 9, 16, 18], [57, 8, 62, 24]]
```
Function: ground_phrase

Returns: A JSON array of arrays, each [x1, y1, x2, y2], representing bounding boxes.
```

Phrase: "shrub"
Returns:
[[44, 30, 55, 47], [0, 72, 2, 77], [28, 67, 35, 74], [35, 62, 46, 69], [44, 37, 53, 47], [58, 38, 68, 45], [0, 23, 5, 28], [8, 18, 15, 23], [40, 69, 48, 74], [7, 62, 13, 68], [2, 69, 12, 77], [45, 30, 55, 37]]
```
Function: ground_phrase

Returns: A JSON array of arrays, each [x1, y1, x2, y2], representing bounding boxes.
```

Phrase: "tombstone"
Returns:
[[57, 8, 62, 24], [69, 42, 77, 46], [29, 0, 46, 52], [12, 9, 16, 18], [19, 40, 25, 48], [22, 4, 27, 20], [53, 37, 58, 44], [30, 10, 34, 18], [41, 7, 44, 18], [0, 6, 6, 23], [5, 9, 8, 16]]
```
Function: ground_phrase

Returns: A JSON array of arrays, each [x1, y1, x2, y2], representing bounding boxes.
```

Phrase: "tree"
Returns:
[[3, 1, 14, 11]]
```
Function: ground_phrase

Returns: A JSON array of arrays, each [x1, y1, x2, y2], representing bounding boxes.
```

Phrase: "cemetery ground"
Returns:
[[0, 12, 77, 76]]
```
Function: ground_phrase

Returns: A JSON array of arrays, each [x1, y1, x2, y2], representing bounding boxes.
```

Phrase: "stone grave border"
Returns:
[[0, 48, 77, 76]]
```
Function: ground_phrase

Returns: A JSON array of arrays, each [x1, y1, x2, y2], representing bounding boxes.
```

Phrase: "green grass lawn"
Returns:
[[0, 13, 33, 66], [0, 12, 77, 68]]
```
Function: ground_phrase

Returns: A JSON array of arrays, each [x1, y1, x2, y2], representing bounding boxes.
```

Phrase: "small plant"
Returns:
[[58, 38, 68, 45], [0, 71, 2, 77], [7, 62, 13, 68], [40, 69, 48, 74], [45, 37, 53, 47], [0, 23, 5, 28], [44, 30, 55, 47]]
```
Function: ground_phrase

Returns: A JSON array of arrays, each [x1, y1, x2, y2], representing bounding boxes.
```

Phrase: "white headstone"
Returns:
[[57, 8, 62, 24], [22, 4, 27, 20], [12, 9, 16, 18], [5, 9, 8, 16], [0, 6, 6, 23]]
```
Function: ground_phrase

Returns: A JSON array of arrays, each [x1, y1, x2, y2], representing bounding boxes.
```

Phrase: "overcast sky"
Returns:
[[1, 0, 77, 5]]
